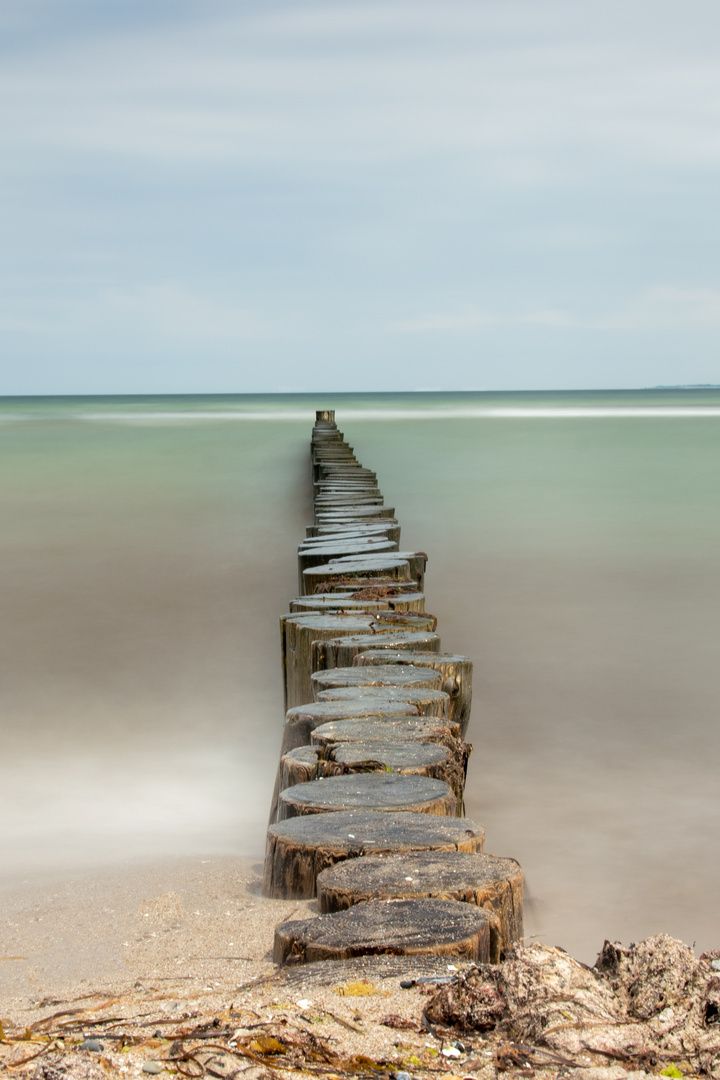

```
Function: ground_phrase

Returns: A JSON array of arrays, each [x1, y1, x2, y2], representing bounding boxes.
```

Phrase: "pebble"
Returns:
[[79, 1039, 103, 1052], [142, 1064, 163, 1075], [442, 1046, 461, 1059], [395, 1073, 412, 1080], [711, 959, 720, 971], [399, 979, 415, 989]]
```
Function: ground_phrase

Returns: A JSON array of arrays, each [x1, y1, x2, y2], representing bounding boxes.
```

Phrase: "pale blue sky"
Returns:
[[2, 0, 719, 393]]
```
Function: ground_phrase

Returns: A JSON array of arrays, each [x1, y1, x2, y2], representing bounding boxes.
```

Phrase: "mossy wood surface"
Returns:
[[262, 809, 485, 899], [273, 897, 500, 964]]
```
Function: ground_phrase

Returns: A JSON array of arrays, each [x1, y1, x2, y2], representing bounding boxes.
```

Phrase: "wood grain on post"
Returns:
[[354, 649, 473, 737], [316, 850, 524, 950], [281, 699, 419, 755], [277, 772, 457, 820], [316, 684, 449, 717], [313, 630, 441, 672], [263, 809, 485, 899], [333, 551, 427, 591], [288, 591, 426, 615], [311, 663, 442, 695], [333, 738, 463, 802], [309, 715, 462, 751], [273, 897, 500, 964], [282, 612, 439, 709], [302, 557, 411, 595]]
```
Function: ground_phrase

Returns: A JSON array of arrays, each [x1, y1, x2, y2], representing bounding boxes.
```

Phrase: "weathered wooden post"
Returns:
[[262, 409, 523, 966]]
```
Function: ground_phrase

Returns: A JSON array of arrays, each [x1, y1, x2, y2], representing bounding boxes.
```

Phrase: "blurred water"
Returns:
[[1, 391, 719, 961]]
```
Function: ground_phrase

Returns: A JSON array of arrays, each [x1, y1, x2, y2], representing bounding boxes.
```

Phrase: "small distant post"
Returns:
[[315, 410, 335, 423]]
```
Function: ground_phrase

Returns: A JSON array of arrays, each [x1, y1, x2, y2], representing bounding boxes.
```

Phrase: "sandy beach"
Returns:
[[0, 855, 499, 1078]]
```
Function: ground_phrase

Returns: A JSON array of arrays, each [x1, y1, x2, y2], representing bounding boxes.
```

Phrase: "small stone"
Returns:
[[395, 1072, 413, 1080], [712, 959, 720, 971], [442, 1047, 461, 1059], [142, 1064, 163, 1075], [80, 1039, 103, 1052], [399, 979, 415, 989]]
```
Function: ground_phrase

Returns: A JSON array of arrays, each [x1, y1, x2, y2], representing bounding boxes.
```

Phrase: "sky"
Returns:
[[1, 0, 720, 394]]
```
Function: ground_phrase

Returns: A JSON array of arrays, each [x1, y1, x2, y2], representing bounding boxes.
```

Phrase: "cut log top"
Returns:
[[310, 715, 461, 749], [273, 897, 500, 964], [312, 664, 441, 693], [315, 851, 524, 949], [314, 631, 442, 668], [316, 684, 449, 715], [288, 594, 424, 614], [283, 700, 418, 754], [263, 807, 486, 904], [266, 807, 484, 856], [354, 648, 472, 666], [353, 649, 473, 736], [331, 739, 449, 768], [286, 699, 419, 723], [289, 591, 425, 614], [277, 772, 457, 819], [303, 557, 411, 585]]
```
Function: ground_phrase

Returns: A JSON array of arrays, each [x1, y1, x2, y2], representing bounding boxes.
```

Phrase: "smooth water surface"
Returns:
[[1, 391, 719, 961]]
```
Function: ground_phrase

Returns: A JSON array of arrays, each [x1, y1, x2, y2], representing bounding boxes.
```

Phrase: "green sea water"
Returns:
[[1, 390, 719, 960]]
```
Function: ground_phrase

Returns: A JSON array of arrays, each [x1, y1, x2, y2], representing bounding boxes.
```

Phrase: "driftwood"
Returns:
[[314, 630, 441, 670], [423, 936, 720, 1078], [316, 683, 450, 717], [273, 898, 501, 964], [262, 809, 486, 899], [276, 772, 457, 819], [311, 662, 442, 695], [354, 649, 473, 737], [316, 850, 524, 950]]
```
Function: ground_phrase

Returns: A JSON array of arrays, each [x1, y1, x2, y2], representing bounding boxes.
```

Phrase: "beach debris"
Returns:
[[424, 935, 720, 1077], [79, 1038, 103, 1051]]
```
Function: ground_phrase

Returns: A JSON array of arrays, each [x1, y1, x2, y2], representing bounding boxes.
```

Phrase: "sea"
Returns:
[[1, 390, 719, 963]]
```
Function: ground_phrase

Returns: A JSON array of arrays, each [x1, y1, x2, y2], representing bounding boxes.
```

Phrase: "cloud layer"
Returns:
[[2, 0, 720, 391]]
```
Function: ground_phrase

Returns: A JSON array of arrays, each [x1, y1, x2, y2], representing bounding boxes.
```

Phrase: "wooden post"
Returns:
[[261, 410, 524, 959]]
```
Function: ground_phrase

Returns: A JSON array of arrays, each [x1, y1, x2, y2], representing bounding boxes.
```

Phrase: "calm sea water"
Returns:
[[2, 391, 719, 961]]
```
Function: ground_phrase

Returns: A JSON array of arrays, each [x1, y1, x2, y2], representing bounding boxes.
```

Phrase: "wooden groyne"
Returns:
[[264, 410, 524, 965]]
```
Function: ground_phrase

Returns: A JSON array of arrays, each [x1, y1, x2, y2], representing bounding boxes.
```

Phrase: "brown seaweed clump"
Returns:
[[424, 934, 720, 1076]]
